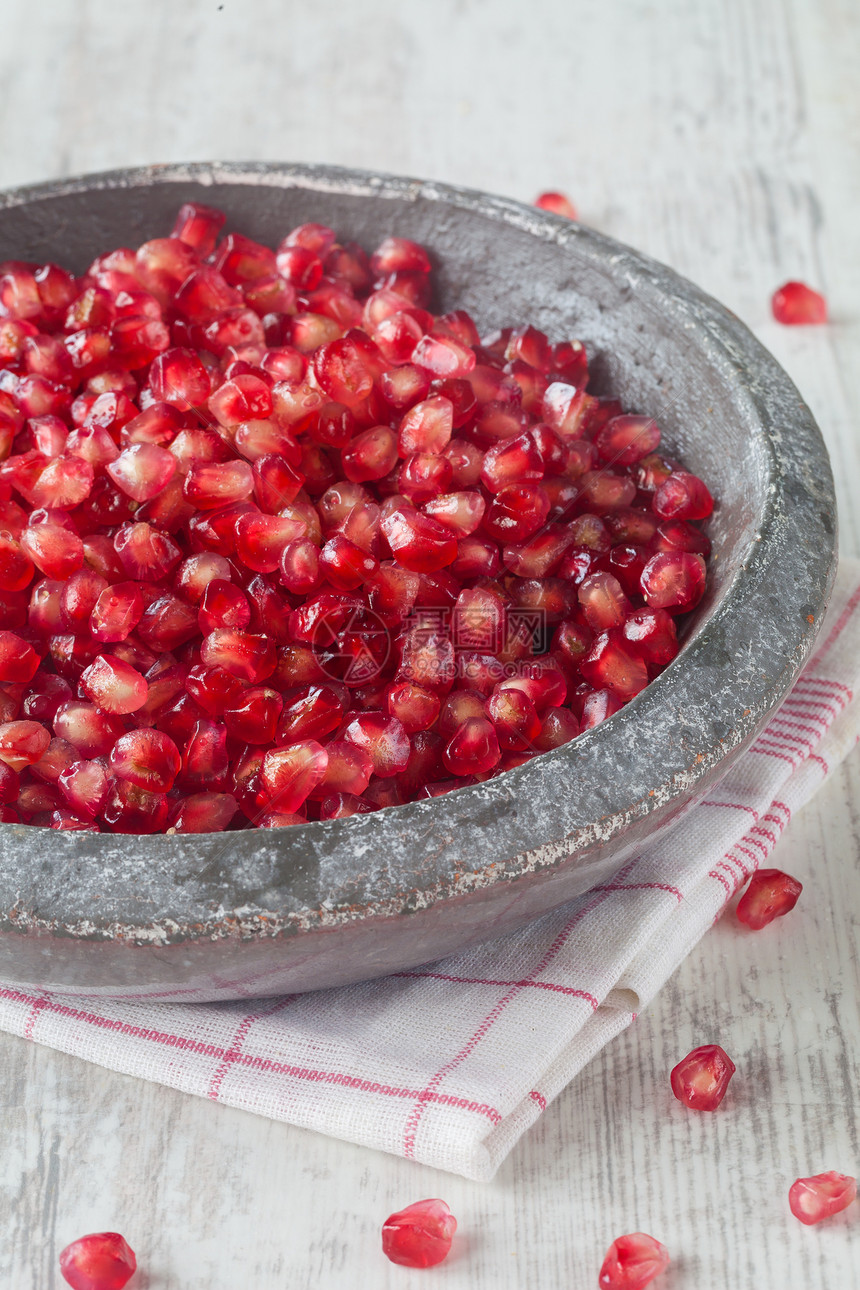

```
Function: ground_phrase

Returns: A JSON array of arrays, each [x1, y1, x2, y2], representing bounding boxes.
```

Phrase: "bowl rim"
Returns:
[[0, 160, 837, 945]]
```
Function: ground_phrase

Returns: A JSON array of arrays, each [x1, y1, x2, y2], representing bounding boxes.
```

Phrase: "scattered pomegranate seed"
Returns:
[[381, 1198, 457, 1268], [534, 191, 578, 220], [0, 204, 715, 831], [788, 1171, 856, 1225], [670, 1043, 736, 1111], [736, 867, 802, 929], [771, 281, 828, 325], [58, 1230, 137, 1290], [598, 1232, 670, 1290]]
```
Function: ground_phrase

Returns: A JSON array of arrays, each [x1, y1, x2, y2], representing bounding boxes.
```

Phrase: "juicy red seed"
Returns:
[[342, 425, 398, 483], [58, 1231, 137, 1290], [198, 580, 251, 634], [670, 1043, 736, 1111], [110, 728, 181, 792], [736, 868, 802, 929], [0, 630, 41, 683], [260, 740, 328, 811], [171, 201, 226, 256], [80, 654, 148, 715], [341, 711, 411, 778], [224, 687, 283, 744], [595, 414, 661, 466], [201, 629, 276, 683], [0, 720, 51, 771], [381, 1199, 456, 1269], [788, 1172, 857, 1225], [534, 191, 577, 219], [771, 281, 828, 325], [640, 551, 706, 612], [598, 1232, 670, 1290], [183, 460, 255, 509], [171, 791, 238, 833], [235, 512, 305, 573], [57, 759, 111, 819], [381, 507, 458, 572], [580, 631, 649, 701], [653, 471, 714, 521], [443, 715, 500, 776]]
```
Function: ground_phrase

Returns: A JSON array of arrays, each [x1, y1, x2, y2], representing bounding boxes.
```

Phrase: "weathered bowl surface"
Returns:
[[0, 162, 836, 1001]]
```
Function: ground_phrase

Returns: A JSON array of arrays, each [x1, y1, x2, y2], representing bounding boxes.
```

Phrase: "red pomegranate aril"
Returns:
[[772, 281, 828, 325], [580, 688, 625, 729], [653, 470, 714, 521], [0, 533, 34, 593], [598, 1232, 670, 1290], [311, 739, 373, 798], [736, 868, 803, 929], [542, 381, 597, 439], [222, 687, 282, 745], [381, 507, 458, 572], [0, 630, 41, 683], [595, 414, 661, 466], [487, 687, 541, 751], [442, 715, 500, 776], [259, 740, 328, 812], [169, 427, 231, 474], [319, 535, 379, 590], [106, 443, 177, 502], [480, 433, 544, 494], [183, 460, 255, 510], [58, 1230, 137, 1290], [670, 1043, 736, 1111], [234, 512, 304, 574], [81, 654, 148, 714], [534, 190, 577, 220], [277, 685, 345, 743], [386, 681, 440, 734], [170, 791, 238, 833], [504, 525, 574, 579], [148, 347, 210, 410], [57, 759, 111, 819], [484, 483, 549, 544], [179, 718, 230, 792], [201, 629, 275, 683], [0, 719, 51, 771], [534, 705, 580, 749], [60, 569, 109, 635], [577, 572, 631, 631], [29, 455, 93, 510], [252, 453, 304, 512], [110, 727, 181, 792], [622, 609, 678, 667], [173, 552, 232, 605], [114, 522, 181, 581], [66, 424, 120, 470], [280, 538, 321, 594], [640, 551, 706, 612], [102, 778, 169, 833], [788, 1172, 856, 1225], [341, 425, 398, 484], [381, 1198, 456, 1269], [398, 452, 453, 504], [581, 631, 649, 701], [171, 201, 225, 256], [652, 519, 711, 558], [90, 583, 144, 644], [422, 491, 486, 538], [341, 711, 410, 777], [198, 580, 251, 634]]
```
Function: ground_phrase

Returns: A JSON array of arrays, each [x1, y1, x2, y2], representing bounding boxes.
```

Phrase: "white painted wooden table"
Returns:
[[1, 1, 858, 1286]]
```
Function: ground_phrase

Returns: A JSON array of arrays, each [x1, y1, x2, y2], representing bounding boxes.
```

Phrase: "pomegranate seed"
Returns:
[[640, 551, 706, 612], [149, 347, 210, 410], [670, 1043, 736, 1111], [107, 443, 177, 501], [736, 868, 802, 929], [381, 506, 458, 572], [580, 688, 625, 729], [598, 1232, 670, 1290], [58, 758, 111, 819], [595, 415, 661, 466], [115, 522, 181, 581], [581, 631, 649, 700], [653, 470, 713, 521], [170, 791, 238, 832], [103, 778, 169, 833], [81, 654, 148, 714], [342, 425, 398, 483], [0, 629, 41, 683], [788, 1172, 856, 1225], [260, 740, 328, 811], [58, 1231, 137, 1290], [110, 728, 181, 792], [0, 719, 51, 771], [381, 1198, 456, 1268], [341, 711, 410, 777], [534, 191, 577, 220], [201, 629, 275, 683], [171, 201, 225, 256], [771, 281, 828, 325]]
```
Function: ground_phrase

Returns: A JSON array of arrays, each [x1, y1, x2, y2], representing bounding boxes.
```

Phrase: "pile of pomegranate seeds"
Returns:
[[59, 1231, 136, 1290], [771, 281, 828, 325], [0, 204, 713, 833], [788, 1171, 857, 1226], [736, 867, 802, 929], [534, 190, 578, 220], [669, 1043, 736, 1112], [598, 1232, 670, 1290], [381, 1197, 457, 1267]]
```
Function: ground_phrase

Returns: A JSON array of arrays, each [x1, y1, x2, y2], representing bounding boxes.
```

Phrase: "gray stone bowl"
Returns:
[[0, 162, 836, 1001]]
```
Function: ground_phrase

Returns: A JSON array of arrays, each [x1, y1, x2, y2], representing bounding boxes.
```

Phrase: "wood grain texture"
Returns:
[[0, 0, 858, 1286]]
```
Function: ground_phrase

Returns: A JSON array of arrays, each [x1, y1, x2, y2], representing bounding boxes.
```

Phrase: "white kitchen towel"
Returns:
[[1, 561, 858, 1181]]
